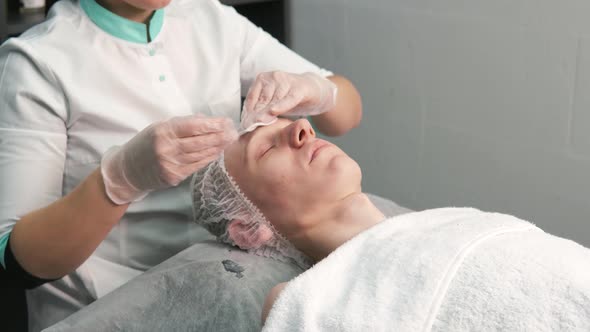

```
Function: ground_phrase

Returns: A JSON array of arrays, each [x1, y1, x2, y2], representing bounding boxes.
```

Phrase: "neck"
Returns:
[[96, 0, 154, 23], [290, 193, 385, 262]]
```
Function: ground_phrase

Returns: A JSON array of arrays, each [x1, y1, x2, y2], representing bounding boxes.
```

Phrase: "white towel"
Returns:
[[262, 208, 590, 332]]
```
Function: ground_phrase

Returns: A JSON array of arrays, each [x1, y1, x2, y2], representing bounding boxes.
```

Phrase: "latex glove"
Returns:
[[101, 115, 238, 205], [241, 71, 337, 130]]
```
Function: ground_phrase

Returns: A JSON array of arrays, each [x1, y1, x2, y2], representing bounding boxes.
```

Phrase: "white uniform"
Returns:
[[0, 0, 331, 330]]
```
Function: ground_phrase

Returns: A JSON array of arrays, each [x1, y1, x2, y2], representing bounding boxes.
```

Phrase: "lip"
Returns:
[[309, 140, 331, 163]]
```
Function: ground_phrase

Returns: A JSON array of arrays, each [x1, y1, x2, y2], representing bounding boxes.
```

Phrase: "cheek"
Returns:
[[254, 166, 294, 207], [240, 159, 299, 221], [313, 155, 361, 194], [331, 155, 361, 176]]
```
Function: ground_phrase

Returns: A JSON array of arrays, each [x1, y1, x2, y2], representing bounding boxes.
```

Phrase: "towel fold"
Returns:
[[262, 208, 590, 331]]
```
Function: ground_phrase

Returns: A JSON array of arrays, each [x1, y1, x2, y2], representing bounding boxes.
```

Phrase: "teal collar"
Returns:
[[80, 0, 164, 44]]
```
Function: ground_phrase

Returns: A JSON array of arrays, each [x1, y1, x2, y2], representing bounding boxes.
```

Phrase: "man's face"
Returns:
[[224, 118, 362, 237]]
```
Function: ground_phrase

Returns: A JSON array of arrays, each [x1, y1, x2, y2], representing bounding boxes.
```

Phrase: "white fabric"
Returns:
[[262, 208, 590, 331], [0, 0, 332, 330], [191, 154, 312, 269], [238, 117, 277, 136]]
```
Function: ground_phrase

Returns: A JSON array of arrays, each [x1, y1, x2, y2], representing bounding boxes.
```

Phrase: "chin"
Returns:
[[128, 0, 171, 10], [328, 155, 362, 185], [149, 0, 172, 9]]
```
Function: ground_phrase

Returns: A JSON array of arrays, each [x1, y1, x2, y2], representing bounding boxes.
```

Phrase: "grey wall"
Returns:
[[289, 0, 590, 247]]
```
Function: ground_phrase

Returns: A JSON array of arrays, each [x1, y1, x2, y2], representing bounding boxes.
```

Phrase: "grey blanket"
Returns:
[[45, 194, 410, 332]]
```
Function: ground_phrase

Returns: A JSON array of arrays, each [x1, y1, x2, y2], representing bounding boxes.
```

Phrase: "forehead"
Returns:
[[237, 118, 293, 153], [239, 118, 293, 144]]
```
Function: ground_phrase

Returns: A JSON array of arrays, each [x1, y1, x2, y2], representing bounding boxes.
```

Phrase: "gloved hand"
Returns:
[[101, 115, 238, 205], [241, 71, 337, 131]]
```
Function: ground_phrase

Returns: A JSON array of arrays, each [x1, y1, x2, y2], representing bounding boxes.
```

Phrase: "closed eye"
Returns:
[[260, 145, 274, 159], [256, 144, 275, 160]]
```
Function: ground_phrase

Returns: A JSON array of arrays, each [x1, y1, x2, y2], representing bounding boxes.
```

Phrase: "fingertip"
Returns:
[[222, 117, 235, 128], [226, 132, 238, 143], [224, 125, 239, 142]]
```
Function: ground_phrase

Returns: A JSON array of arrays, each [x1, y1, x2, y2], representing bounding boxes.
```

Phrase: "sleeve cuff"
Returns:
[[0, 233, 58, 289], [0, 232, 9, 269]]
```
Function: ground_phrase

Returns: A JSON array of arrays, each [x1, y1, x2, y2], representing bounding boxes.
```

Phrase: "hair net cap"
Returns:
[[191, 153, 313, 269]]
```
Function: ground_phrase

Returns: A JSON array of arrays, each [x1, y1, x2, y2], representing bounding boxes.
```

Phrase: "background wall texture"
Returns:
[[288, 0, 590, 247]]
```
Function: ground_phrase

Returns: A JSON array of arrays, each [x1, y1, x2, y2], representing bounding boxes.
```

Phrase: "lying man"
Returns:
[[43, 116, 409, 331], [192, 118, 590, 331]]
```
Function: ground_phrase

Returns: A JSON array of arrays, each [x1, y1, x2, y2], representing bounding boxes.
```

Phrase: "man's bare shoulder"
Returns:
[[261, 282, 289, 325]]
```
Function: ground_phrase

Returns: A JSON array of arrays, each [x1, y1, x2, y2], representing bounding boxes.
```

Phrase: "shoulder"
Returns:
[[18, 0, 84, 44], [1, 0, 86, 62], [166, 0, 239, 22], [261, 282, 288, 325]]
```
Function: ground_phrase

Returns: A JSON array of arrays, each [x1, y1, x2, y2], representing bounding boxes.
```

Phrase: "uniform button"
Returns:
[[159, 75, 166, 82], [149, 49, 156, 56]]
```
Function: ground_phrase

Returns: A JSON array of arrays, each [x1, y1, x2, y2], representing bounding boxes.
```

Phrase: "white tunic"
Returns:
[[0, 0, 331, 330]]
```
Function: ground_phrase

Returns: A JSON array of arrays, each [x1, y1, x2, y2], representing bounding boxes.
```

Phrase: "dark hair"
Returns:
[[45, 0, 59, 15]]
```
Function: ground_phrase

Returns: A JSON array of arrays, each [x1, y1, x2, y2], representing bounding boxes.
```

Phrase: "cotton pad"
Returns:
[[238, 117, 278, 136]]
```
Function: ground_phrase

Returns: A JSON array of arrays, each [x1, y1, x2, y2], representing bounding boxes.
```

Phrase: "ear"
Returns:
[[227, 219, 275, 250]]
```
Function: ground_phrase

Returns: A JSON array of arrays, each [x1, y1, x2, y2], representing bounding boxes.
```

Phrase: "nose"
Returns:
[[285, 119, 315, 148]]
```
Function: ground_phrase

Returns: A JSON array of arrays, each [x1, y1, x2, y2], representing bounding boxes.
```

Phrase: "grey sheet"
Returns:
[[45, 194, 410, 332]]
